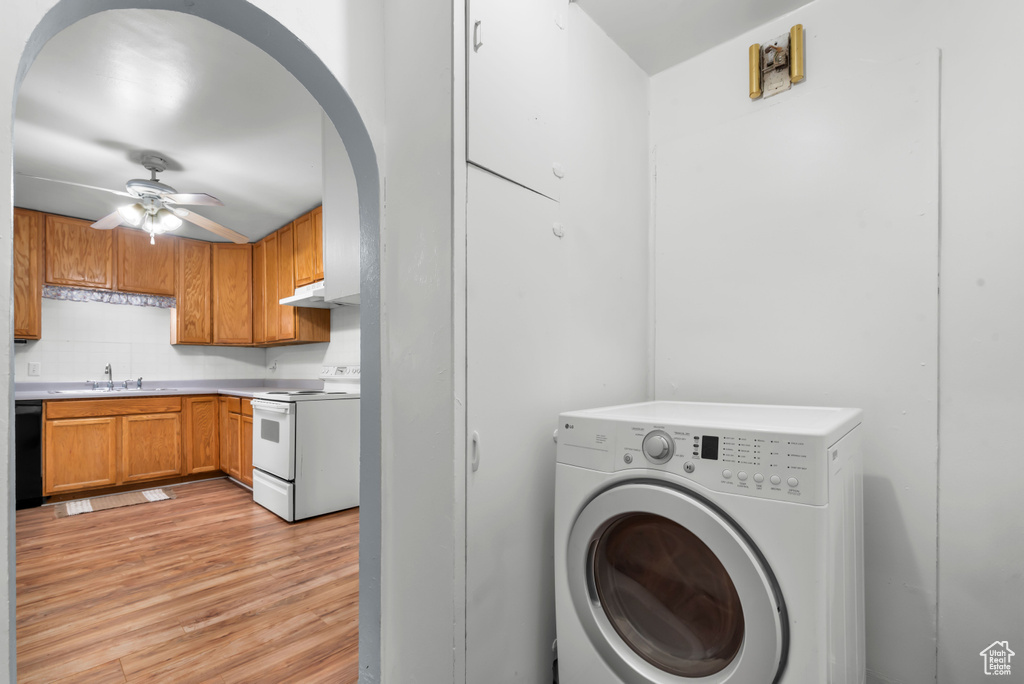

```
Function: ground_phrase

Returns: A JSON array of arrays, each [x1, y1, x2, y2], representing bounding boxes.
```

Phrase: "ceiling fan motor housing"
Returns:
[[126, 178, 177, 197]]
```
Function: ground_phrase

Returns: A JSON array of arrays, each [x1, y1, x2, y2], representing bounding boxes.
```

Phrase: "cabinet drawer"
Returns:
[[45, 396, 182, 419], [241, 398, 252, 416], [221, 396, 241, 414]]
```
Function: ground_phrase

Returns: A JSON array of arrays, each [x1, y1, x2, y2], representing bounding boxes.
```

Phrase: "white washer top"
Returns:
[[562, 400, 861, 438]]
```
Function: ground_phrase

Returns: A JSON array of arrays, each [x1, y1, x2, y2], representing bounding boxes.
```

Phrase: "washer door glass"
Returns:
[[567, 482, 786, 684], [594, 512, 743, 677]]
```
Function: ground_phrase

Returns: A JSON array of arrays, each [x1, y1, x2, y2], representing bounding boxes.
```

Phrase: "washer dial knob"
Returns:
[[642, 430, 675, 464]]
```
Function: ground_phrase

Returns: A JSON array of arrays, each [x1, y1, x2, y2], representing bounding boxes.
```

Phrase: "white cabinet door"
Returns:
[[468, 0, 567, 200], [466, 166, 567, 682]]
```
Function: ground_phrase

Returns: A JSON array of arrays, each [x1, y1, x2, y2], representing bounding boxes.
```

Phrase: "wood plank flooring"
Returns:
[[16, 478, 359, 683]]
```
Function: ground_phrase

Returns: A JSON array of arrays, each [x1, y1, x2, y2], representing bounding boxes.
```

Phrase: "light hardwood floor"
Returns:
[[16, 478, 359, 683]]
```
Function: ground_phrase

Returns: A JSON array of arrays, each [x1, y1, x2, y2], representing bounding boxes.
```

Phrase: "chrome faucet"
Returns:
[[104, 363, 113, 390]]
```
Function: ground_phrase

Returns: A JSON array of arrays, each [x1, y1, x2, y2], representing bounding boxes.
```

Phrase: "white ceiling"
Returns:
[[575, 0, 813, 75], [14, 9, 324, 243]]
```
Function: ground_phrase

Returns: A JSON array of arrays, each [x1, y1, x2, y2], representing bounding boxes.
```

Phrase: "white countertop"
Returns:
[[14, 379, 323, 402]]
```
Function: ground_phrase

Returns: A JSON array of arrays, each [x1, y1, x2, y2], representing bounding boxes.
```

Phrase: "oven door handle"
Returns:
[[250, 399, 294, 414]]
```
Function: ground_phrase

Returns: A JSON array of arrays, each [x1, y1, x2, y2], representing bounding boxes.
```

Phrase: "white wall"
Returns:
[[266, 305, 361, 378], [379, 0, 456, 680], [563, 5, 650, 407], [650, 1, 1024, 683], [14, 298, 267, 382]]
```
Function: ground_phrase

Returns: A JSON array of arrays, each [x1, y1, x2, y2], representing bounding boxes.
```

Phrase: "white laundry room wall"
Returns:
[[650, 1, 1024, 683]]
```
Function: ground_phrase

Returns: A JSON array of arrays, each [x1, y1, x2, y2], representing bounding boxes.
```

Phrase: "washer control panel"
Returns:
[[617, 424, 827, 505]]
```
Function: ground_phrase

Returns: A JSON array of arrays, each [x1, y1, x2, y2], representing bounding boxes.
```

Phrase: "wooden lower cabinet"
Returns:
[[219, 396, 253, 485], [122, 413, 182, 482], [185, 396, 220, 473], [220, 398, 241, 480], [43, 417, 118, 494], [43, 394, 256, 496], [240, 413, 254, 487], [44, 397, 183, 496]]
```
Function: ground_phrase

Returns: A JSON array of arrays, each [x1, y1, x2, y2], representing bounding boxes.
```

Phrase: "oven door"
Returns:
[[251, 399, 297, 480]]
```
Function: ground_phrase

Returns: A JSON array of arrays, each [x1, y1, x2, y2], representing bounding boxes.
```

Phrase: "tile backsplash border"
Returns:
[[43, 285, 175, 309]]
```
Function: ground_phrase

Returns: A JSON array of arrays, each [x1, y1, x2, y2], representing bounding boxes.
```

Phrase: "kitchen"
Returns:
[[12, 9, 365, 681], [1, 1, 1022, 684]]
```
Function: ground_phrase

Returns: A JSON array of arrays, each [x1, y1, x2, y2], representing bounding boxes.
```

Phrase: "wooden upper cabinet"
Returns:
[[312, 206, 324, 282], [116, 229, 175, 296], [277, 223, 296, 340], [263, 232, 280, 342], [293, 213, 314, 288], [212, 243, 253, 345], [252, 240, 267, 344], [13, 208, 43, 340], [45, 214, 114, 289], [293, 207, 324, 288], [172, 239, 212, 345], [252, 223, 330, 347]]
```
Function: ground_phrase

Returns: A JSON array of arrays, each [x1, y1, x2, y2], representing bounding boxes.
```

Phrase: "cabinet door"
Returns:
[[185, 396, 219, 474], [174, 239, 212, 344], [44, 417, 118, 494], [240, 413, 253, 487], [312, 205, 324, 282], [252, 240, 266, 344], [212, 243, 253, 345], [466, 167, 567, 683], [220, 398, 241, 480], [44, 214, 114, 289], [122, 413, 183, 483], [277, 224, 296, 340], [263, 233, 280, 342], [293, 212, 316, 288], [117, 229, 175, 296], [13, 208, 43, 340], [467, 0, 567, 200]]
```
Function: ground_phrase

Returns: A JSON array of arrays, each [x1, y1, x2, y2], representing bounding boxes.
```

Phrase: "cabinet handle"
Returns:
[[471, 431, 481, 472], [473, 20, 483, 52]]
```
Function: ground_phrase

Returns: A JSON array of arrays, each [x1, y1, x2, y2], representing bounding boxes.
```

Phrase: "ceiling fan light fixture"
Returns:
[[117, 202, 145, 227], [156, 207, 182, 231]]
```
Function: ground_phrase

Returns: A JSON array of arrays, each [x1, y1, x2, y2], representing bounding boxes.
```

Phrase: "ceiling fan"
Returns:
[[18, 155, 248, 245]]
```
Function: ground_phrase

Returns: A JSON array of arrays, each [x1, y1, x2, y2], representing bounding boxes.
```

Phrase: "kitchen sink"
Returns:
[[47, 388, 175, 394]]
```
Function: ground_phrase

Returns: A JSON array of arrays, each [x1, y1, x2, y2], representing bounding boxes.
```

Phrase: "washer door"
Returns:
[[567, 481, 787, 683]]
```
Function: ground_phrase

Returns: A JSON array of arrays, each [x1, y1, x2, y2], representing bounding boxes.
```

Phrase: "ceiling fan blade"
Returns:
[[90, 211, 124, 230], [177, 209, 249, 244], [163, 192, 224, 207], [17, 173, 135, 198]]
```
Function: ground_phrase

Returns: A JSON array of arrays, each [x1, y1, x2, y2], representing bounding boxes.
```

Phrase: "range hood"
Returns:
[[279, 281, 341, 309]]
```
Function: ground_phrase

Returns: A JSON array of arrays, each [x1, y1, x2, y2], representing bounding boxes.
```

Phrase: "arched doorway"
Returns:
[[7, 1, 381, 679]]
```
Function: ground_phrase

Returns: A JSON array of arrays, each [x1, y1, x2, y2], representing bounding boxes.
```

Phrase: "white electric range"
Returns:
[[250, 365, 360, 521]]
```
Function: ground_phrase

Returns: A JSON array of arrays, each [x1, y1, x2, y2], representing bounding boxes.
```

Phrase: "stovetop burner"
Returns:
[[266, 390, 325, 395]]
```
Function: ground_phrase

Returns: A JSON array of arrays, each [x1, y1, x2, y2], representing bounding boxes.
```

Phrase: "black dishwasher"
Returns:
[[15, 400, 44, 509]]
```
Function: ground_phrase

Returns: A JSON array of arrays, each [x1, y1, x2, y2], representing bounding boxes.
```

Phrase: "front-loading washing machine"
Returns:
[[554, 401, 864, 684]]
